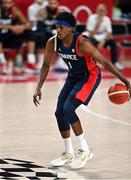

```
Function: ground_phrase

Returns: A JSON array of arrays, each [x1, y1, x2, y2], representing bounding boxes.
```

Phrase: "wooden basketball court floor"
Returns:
[[0, 70, 131, 180]]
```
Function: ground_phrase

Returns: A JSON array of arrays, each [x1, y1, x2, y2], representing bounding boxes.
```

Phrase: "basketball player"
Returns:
[[33, 12, 131, 169]]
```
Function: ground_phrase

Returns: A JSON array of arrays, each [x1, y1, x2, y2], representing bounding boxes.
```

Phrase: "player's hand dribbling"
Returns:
[[33, 89, 42, 107], [125, 80, 131, 99]]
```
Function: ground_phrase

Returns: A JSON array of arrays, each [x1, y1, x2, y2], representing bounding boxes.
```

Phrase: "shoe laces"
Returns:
[[74, 149, 84, 160], [61, 152, 70, 160]]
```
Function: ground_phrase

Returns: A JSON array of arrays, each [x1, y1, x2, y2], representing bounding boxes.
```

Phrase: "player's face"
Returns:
[[56, 24, 71, 39]]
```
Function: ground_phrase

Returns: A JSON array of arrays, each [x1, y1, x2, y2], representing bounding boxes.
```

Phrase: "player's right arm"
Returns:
[[33, 37, 55, 107], [78, 37, 131, 97]]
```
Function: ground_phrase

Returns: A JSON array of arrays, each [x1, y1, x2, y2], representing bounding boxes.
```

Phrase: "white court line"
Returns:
[[95, 88, 107, 94], [81, 105, 131, 126]]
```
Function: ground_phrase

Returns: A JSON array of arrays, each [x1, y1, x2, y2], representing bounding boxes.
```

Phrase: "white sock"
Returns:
[[0, 53, 6, 64], [76, 133, 90, 152], [63, 137, 74, 154], [37, 53, 44, 68], [27, 54, 36, 64]]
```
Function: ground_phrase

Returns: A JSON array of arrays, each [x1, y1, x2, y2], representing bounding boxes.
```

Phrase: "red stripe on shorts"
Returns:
[[75, 67, 99, 102], [75, 34, 100, 102]]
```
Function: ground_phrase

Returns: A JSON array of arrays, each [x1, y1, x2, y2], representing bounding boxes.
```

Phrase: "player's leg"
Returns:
[[55, 78, 73, 136], [51, 78, 75, 167], [63, 70, 101, 169]]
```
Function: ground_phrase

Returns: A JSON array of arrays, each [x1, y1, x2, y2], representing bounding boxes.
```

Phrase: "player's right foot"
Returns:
[[51, 152, 74, 167], [69, 149, 93, 170]]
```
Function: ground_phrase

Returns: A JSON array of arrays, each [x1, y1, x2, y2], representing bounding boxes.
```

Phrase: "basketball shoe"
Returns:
[[69, 149, 93, 169], [51, 152, 75, 167]]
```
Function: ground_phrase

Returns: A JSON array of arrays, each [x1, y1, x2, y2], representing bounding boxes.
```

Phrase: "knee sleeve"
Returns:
[[55, 100, 70, 131], [63, 98, 80, 125]]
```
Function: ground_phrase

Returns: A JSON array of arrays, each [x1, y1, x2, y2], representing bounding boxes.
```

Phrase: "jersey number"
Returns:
[[68, 62, 72, 69]]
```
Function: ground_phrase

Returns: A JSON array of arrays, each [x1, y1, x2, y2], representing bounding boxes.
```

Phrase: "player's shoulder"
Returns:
[[78, 34, 89, 44], [76, 33, 93, 55], [46, 34, 57, 50], [48, 34, 56, 44], [76, 34, 91, 50]]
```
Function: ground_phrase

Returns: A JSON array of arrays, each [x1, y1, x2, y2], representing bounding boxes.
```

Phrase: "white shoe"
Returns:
[[51, 152, 75, 167], [69, 149, 93, 170]]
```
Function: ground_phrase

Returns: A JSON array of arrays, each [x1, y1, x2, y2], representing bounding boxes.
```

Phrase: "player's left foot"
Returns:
[[51, 152, 74, 167], [69, 149, 93, 170]]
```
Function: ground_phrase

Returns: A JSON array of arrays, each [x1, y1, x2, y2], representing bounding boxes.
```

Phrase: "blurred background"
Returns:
[[0, 0, 131, 81]]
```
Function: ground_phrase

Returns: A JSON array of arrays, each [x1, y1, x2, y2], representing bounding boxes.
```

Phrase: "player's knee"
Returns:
[[57, 120, 70, 132], [63, 99, 80, 124], [55, 107, 62, 119], [55, 99, 64, 118], [63, 101, 72, 115], [55, 106, 70, 131]]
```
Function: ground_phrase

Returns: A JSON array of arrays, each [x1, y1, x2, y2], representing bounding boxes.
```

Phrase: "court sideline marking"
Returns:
[[81, 105, 131, 126], [81, 87, 131, 126]]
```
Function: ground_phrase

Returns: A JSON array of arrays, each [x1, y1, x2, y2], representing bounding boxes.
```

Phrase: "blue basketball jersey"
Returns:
[[55, 32, 99, 78]]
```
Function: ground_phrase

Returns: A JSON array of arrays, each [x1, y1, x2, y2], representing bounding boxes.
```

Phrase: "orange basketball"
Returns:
[[108, 83, 129, 105]]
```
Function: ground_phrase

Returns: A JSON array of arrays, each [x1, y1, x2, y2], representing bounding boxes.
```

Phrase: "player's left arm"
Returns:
[[78, 37, 131, 97]]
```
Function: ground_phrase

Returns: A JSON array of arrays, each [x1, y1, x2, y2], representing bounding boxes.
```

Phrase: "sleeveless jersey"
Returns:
[[55, 32, 99, 78]]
